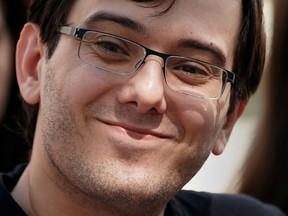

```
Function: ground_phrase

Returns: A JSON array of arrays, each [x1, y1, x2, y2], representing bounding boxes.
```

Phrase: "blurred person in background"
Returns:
[[238, 0, 288, 214], [0, 0, 30, 172]]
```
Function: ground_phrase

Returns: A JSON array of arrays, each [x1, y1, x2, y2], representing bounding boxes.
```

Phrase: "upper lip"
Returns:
[[98, 119, 173, 139]]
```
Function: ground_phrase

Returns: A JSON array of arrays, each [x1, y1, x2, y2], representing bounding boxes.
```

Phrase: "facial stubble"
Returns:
[[41, 65, 221, 215]]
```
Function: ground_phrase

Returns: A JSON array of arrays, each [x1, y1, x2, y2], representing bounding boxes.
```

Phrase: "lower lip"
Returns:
[[94, 117, 167, 143], [112, 124, 159, 141], [94, 119, 170, 152], [125, 129, 156, 140], [101, 121, 163, 140]]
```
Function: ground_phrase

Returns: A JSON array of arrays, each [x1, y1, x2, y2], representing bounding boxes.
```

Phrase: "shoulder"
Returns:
[[208, 191, 285, 216], [0, 164, 27, 216], [169, 190, 286, 216]]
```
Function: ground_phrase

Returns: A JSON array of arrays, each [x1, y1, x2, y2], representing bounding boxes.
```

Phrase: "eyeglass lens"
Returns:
[[79, 30, 226, 99]]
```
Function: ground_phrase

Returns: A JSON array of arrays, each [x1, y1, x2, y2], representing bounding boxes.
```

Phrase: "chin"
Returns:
[[67, 159, 179, 212]]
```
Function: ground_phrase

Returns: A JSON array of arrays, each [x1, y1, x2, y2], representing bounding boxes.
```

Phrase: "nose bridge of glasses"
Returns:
[[144, 55, 164, 68], [134, 54, 165, 73]]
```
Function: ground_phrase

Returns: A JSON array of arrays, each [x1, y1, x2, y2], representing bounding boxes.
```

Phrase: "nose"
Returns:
[[116, 55, 167, 114]]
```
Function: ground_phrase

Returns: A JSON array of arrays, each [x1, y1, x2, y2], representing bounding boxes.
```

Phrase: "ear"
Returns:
[[16, 23, 44, 105], [212, 98, 249, 155]]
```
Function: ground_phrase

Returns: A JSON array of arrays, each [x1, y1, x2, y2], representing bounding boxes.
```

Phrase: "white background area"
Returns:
[[182, 1, 273, 193]]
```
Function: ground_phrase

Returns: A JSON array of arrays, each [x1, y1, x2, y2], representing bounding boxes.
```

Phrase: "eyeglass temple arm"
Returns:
[[59, 26, 80, 37], [226, 71, 236, 84]]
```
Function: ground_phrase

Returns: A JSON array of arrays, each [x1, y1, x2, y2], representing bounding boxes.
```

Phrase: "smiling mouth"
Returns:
[[98, 119, 172, 140]]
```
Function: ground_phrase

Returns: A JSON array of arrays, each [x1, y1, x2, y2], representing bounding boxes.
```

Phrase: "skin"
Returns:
[[13, 0, 246, 215], [0, 3, 13, 120]]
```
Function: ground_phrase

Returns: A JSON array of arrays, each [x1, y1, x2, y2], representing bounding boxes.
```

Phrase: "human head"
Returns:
[[19, 0, 266, 145], [0, 0, 26, 121], [16, 0, 265, 215]]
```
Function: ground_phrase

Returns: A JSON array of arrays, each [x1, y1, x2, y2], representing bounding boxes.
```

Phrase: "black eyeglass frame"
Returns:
[[58, 26, 236, 100]]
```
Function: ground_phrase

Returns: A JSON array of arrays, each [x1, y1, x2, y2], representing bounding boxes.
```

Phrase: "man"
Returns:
[[0, 0, 284, 215]]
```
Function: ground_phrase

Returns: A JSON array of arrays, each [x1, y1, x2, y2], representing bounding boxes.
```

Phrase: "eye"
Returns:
[[96, 39, 127, 55], [172, 60, 212, 78], [174, 64, 210, 77], [167, 58, 218, 86], [82, 34, 132, 62]]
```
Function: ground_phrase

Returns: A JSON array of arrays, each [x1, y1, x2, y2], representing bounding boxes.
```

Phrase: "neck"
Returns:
[[11, 144, 167, 216]]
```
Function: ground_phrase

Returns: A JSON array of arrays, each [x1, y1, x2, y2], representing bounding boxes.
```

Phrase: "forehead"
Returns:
[[68, 0, 241, 27], [68, 0, 241, 24], [67, 0, 242, 67]]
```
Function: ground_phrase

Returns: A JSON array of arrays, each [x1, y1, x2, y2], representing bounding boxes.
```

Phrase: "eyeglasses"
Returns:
[[59, 26, 235, 100]]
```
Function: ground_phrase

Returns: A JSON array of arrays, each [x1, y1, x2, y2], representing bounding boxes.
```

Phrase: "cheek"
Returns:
[[63, 65, 123, 109], [50, 37, 123, 105], [169, 92, 231, 171], [177, 83, 231, 145], [156, 97, 226, 187], [165, 97, 226, 177], [174, 98, 220, 144]]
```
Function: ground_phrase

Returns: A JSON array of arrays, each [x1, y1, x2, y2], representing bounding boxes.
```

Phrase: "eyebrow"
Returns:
[[84, 11, 227, 66], [85, 11, 148, 36], [176, 39, 227, 66]]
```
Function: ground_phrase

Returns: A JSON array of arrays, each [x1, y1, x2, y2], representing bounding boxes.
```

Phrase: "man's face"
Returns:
[[35, 0, 241, 211]]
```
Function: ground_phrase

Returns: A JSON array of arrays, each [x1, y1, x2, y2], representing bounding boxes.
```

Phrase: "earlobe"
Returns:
[[212, 99, 249, 155], [16, 23, 44, 105]]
